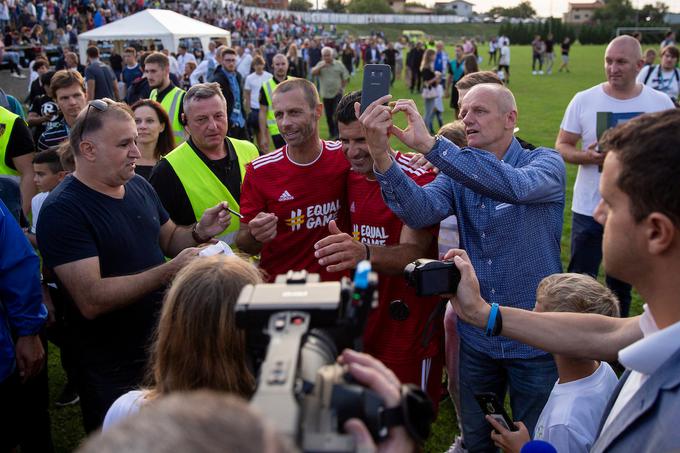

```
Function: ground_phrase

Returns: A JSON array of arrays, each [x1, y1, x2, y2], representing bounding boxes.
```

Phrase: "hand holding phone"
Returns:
[[474, 392, 519, 432]]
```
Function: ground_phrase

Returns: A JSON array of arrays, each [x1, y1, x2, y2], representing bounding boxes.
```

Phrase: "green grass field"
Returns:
[[46, 42, 643, 452]]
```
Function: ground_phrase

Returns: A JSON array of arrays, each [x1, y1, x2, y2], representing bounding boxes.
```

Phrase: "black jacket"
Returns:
[[212, 66, 246, 122]]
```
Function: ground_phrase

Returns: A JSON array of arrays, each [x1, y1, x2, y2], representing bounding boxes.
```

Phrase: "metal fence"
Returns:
[[239, 4, 468, 24]]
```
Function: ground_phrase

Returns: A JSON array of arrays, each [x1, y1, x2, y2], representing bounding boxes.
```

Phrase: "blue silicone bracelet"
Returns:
[[485, 303, 499, 337]]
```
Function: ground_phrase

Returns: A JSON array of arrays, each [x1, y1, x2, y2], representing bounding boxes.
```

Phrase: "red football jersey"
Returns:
[[349, 152, 442, 364], [240, 140, 351, 282]]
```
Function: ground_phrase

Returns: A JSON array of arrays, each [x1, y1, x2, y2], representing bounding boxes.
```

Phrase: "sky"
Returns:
[[440, 0, 680, 17]]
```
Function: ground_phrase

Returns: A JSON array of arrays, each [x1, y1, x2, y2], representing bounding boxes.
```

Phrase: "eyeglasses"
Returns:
[[79, 99, 109, 142]]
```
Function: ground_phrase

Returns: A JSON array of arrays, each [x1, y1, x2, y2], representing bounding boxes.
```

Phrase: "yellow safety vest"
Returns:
[[262, 77, 289, 137], [150, 86, 186, 145], [0, 106, 19, 176], [164, 138, 259, 246]]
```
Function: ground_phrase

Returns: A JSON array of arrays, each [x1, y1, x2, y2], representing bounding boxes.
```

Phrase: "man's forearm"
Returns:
[[76, 263, 176, 319], [464, 304, 642, 362], [235, 229, 263, 255], [370, 244, 427, 275], [556, 142, 588, 165]]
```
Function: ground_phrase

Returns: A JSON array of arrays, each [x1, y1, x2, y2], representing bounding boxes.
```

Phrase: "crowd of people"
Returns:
[[1, 2, 680, 451]]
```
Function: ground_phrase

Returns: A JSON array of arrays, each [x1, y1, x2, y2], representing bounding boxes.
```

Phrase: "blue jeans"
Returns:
[[459, 341, 557, 453], [568, 212, 632, 317]]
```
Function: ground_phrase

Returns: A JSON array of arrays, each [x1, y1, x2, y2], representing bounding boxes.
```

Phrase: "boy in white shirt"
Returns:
[[26, 149, 67, 247], [486, 273, 620, 453]]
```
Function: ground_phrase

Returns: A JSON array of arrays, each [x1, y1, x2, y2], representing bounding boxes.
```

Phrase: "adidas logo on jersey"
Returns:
[[278, 190, 295, 202]]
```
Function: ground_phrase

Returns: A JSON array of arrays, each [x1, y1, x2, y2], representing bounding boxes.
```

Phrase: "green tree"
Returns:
[[487, 1, 535, 18], [346, 0, 392, 14], [638, 2, 669, 24], [325, 0, 346, 12], [289, 0, 313, 11], [509, 1, 536, 18], [594, 0, 635, 23]]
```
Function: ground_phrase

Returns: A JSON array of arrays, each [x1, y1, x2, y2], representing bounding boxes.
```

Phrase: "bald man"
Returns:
[[359, 85, 566, 452], [556, 35, 674, 318]]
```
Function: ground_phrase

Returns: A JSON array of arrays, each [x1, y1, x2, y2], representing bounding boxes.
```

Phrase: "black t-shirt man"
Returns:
[[36, 174, 169, 432], [149, 137, 242, 227]]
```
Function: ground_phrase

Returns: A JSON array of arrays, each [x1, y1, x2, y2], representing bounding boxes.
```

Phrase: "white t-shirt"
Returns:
[[177, 52, 197, 75], [560, 83, 674, 216], [636, 64, 680, 102], [499, 46, 510, 65], [102, 390, 148, 431], [533, 361, 619, 453], [237, 53, 253, 80], [30, 191, 50, 234], [244, 71, 272, 110]]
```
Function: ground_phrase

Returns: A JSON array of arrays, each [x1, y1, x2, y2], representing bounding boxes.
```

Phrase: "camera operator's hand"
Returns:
[[444, 248, 489, 329], [248, 212, 278, 244], [313, 220, 366, 272], [487, 417, 530, 453], [339, 349, 416, 453]]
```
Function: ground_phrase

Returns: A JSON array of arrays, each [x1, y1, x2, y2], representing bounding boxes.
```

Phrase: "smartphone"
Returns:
[[360, 64, 392, 114], [474, 392, 519, 432]]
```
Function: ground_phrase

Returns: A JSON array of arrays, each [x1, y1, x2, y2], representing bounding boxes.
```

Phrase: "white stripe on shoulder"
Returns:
[[396, 155, 427, 175], [324, 140, 343, 150], [252, 150, 284, 169]]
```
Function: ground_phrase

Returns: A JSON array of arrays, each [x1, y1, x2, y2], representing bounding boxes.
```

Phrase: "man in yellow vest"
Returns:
[[145, 52, 186, 145], [0, 105, 37, 217], [257, 53, 290, 152], [150, 83, 259, 247]]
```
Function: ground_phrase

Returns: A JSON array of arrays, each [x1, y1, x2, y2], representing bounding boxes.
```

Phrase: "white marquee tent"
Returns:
[[77, 9, 230, 62]]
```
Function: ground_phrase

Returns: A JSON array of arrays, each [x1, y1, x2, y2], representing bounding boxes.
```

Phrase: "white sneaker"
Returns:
[[446, 436, 468, 453], [10, 73, 26, 79], [532, 70, 537, 75], [539, 70, 544, 75]]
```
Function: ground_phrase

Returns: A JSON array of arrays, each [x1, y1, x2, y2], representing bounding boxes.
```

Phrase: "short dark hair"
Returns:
[[456, 70, 501, 91], [33, 60, 48, 72], [599, 108, 680, 227], [222, 48, 236, 57], [32, 149, 63, 173], [144, 52, 169, 69], [49, 69, 85, 99], [86, 46, 100, 59], [40, 70, 55, 88], [70, 99, 134, 156], [335, 90, 361, 125], [661, 45, 679, 61], [274, 78, 320, 110]]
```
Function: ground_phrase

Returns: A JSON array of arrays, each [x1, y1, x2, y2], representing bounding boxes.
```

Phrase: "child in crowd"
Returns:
[[26, 149, 67, 247], [487, 273, 620, 453]]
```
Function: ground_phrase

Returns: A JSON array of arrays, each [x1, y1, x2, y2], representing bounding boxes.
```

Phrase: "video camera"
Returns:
[[236, 262, 434, 452]]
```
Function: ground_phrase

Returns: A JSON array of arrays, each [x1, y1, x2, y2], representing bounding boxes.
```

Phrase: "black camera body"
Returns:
[[404, 258, 461, 296]]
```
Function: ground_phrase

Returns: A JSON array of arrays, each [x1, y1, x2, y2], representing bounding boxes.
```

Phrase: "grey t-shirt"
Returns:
[[85, 61, 117, 100]]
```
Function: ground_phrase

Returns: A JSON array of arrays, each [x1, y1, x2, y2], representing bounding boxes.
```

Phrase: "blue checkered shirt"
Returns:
[[375, 137, 566, 359]]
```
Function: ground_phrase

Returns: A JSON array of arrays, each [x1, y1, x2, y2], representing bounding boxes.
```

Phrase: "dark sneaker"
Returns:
[[55, 383, 80, 407]]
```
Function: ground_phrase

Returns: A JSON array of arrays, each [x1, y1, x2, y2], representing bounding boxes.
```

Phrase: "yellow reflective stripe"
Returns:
[[0, 106, 20, 176]]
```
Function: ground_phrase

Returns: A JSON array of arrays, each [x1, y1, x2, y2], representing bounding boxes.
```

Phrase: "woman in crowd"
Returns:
[[420, 48, 442, 133], [181, 60, 196, 90], [462, 54, 479, 76], [286, 43, 305, 78], [102, 255, 261, 430], [131, 99, 175, 180]]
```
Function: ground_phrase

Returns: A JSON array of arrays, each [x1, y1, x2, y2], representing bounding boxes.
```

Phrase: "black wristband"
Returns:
[[191, 223, 211, 244], [364, 243, 371, 262], [492, 307, 503, 336]]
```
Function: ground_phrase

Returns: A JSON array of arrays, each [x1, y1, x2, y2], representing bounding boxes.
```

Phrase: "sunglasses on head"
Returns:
[[79, 99, 109, 142]]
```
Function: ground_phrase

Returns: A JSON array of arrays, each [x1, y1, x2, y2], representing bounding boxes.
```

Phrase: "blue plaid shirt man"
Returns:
[[375, 136, 566, 358]]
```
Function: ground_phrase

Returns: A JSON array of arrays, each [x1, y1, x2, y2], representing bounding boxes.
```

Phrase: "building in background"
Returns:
[[563, 0, 604, 24]]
